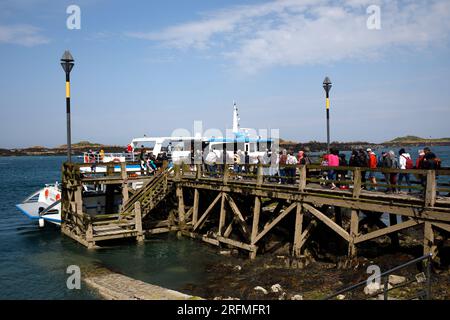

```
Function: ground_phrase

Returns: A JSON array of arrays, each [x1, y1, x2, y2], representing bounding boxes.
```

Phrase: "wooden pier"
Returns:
[[61, 161, 450, 262]]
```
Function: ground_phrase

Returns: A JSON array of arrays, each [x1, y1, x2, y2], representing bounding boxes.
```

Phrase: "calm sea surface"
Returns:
[[0, 156, 222, 299], [0, 146, 449, 299]]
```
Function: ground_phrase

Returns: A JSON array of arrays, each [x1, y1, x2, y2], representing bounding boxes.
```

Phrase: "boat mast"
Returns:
[[232, 101, 240, 134]]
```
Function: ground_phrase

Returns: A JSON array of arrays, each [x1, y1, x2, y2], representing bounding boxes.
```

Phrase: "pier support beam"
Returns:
[[425, 170, 436, 207], [348, 210, 359, 258], [219, 193, 226, 236], [192, 189, 199, 226], [250, 196, 261, 259], [292, 203, 304, 257], [135, 202, 144, 243], [121, 162, 129, 203], [424, 222, 437, 258], [176, 186, 186, 228], [389, 214, 399, 248]]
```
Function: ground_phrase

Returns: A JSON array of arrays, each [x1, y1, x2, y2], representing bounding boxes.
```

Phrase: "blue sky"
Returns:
[[0, 0, 450, 148]]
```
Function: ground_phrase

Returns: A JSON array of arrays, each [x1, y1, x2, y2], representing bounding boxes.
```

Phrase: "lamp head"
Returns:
[[323, 76, 332, 93], [61, 50, 74, 74]]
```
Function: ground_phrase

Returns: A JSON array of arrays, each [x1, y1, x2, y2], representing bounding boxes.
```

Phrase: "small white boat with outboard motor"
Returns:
[[15, 183, 62, 227]]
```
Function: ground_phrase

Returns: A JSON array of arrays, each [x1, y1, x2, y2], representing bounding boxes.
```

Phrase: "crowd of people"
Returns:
[[87, 144, 443, 193], [319, 147, 441, 193], [138, 145, 169, 175], [200, 146, 442, 193]]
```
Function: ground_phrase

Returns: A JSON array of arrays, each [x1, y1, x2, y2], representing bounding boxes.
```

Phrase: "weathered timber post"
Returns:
[[74, 185, 83, 216], [298, 165, 307, 192], [86, 223, 95, 249], [352, 167, 362, 199], [348, 210, 359, 258], [74, 185, 84, 235], [423, 222, 436, 258], [192, 189, 199, 226], [223, 164, 229, 185], [120, 162, 129, 203], [105, 163, 116, 214], [134, 201, 144, 243], [219, 193, 226, 235], [250, 196, 261, 259], [256, 163, 263, 186], [425, 170, 436, 207], [195, 164, 201, 180], [389, 214, 399, 248], [292, 203, 304, 257], [176, 185, 186, 228]]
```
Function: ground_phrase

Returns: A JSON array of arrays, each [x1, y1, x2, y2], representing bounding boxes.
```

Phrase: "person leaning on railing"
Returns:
[[286, 151, 298, 184], [279, 149, 288, 184], [398, 148, 413, 193], [365, 148, 378, 191], [418, 147, 442, 192], [388, 151, 400, 193], [336, 153, 348, 189], [380, 151, 392, 192], [327, 148, 340, 190]]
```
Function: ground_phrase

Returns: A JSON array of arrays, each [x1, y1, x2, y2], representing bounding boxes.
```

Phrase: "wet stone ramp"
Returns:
[[84, 267, 202, 300]]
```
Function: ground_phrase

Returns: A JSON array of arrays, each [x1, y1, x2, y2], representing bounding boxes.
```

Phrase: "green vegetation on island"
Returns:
[[383, 136, 450, 146]]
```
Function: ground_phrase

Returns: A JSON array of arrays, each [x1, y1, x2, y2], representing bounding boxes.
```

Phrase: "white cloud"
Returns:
[[127, 0, 450, 72], [0, 24, 49, 46]]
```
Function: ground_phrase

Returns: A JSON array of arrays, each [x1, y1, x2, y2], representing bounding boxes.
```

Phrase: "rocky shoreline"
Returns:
[[179, 228, 450, 300]]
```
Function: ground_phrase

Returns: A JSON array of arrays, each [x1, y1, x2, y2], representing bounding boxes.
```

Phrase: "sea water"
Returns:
[[0, 156, 220, 299]]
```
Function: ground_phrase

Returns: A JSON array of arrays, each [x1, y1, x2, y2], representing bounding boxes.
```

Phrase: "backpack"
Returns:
[[402, 155, 414, 169], [357, 151, 368, 167]]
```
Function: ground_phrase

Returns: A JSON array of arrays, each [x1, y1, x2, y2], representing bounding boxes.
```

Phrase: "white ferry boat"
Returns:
[[16, 103, 275, 227]]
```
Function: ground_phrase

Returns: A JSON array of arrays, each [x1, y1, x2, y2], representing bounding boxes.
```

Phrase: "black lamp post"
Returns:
[[61, 51, 74, 162], [323, 76, 332, 153]]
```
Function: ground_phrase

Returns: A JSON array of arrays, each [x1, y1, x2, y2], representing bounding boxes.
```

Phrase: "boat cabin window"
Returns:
[[136, 141, 156, 150], [257, 141, 271, 152]]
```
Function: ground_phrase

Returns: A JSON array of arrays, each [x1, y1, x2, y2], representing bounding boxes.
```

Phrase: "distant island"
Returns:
[[0, 136, 448, 156], [0, 141, 125, 157], [382, 135, 450, 146], [279, 135, 450, 153]]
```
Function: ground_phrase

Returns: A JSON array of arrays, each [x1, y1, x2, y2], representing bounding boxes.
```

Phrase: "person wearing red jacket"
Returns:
[[367, 148, 378, 190]]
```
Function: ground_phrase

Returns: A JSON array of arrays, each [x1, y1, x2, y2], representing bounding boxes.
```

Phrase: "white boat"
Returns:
[[16, 183, 62, 227], [15, 182, 130, 227], [130, 102, 274, 164], [16, 102, 277, 226]]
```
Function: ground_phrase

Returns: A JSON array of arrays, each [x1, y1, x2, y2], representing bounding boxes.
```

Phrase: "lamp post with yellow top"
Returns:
[[323, 76, 332, 153], [60, 50, 75, 163]]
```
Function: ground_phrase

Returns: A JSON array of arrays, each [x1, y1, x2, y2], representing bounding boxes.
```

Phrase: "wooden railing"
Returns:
[[172, 162, 450, 207]]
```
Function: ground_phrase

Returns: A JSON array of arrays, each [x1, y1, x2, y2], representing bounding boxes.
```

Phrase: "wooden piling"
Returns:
[[425, 170, 436, 207], [348, 210, 359, 258], [135, 202, 144, 243], [219, 193, 226, 236], [292, 203, 304, 257], [192, 189, 199, 226]]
